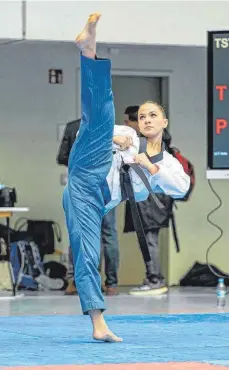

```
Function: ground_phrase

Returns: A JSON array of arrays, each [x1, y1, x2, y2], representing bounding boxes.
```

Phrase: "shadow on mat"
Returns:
[[53, 340, 116, 344]]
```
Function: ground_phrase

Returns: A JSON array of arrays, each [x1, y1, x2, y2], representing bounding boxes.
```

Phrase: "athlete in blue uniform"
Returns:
[[63, 13, 190, 343], [62, 14, 122, 343]]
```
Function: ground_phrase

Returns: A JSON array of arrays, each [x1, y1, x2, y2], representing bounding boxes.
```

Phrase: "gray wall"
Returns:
[[0, 41, 80, 253], [0, 40, 227, 285]]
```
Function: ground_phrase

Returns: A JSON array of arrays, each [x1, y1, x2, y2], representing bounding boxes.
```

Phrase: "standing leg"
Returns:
[[102, 208, 119, 295], [145, 228, 161, 279], [129, 229, 168, 296], [63, 14, 122, 342]]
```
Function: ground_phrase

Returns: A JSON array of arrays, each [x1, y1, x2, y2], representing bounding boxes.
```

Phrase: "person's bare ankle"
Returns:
[[75, 13, 101, 59]]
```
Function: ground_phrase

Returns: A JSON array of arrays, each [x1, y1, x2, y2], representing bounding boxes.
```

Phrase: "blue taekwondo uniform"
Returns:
[[63, 55, 190, 315]]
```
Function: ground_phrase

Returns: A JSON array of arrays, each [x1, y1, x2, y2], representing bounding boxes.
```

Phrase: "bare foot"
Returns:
[[89, 309, 123, 343], [75, 13, 101, 59], [93, 329, 123, 343]]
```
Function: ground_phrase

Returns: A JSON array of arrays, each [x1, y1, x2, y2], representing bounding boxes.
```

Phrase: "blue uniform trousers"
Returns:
[[63, 55, 114, 314]]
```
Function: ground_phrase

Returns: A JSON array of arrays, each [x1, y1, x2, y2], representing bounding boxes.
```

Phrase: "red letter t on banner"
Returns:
[[216, 85, 227, 101]]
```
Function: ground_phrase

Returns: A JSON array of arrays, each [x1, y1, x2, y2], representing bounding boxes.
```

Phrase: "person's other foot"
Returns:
[[105, 286, 119, 296], [129, 277, 168, 296], [75, 13, 101, 58], [65, 280, 77, 295]]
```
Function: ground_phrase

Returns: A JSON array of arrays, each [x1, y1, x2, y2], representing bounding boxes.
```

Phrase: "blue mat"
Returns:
[[0, 313, 229, 367]]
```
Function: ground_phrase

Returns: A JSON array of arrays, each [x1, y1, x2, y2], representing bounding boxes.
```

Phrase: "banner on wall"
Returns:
[[207, 31, 229, 179]]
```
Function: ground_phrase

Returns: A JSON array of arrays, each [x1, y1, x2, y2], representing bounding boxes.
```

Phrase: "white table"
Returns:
[[0, 207, 30, 296], [0, 208, 29, 213]]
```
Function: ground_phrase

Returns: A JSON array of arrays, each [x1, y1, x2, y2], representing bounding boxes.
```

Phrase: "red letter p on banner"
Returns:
[[216, 119, 228, 134]]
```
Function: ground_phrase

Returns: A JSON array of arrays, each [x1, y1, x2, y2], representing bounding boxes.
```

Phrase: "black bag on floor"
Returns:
[[43, 261, 67, 280], [180, 261, 229, 287], [14, 219, 62, 259]]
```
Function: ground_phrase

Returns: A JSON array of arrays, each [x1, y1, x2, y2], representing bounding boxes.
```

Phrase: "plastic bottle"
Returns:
[[216, 278, 226, 308]]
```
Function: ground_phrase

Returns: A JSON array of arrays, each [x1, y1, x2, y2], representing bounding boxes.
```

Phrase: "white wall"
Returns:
[[1, 1, 229, 46]]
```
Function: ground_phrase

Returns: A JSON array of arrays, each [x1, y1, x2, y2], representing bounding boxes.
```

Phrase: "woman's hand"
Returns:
[[134, 153, 159, 175], [113, 136, 133, 150]]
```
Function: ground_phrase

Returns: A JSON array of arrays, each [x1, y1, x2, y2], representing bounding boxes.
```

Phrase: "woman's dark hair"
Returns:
[[140, 100, 166, 117], [162, 128, 171, 147]]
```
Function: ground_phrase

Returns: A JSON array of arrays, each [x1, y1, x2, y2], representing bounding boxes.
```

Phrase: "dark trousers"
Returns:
[[145, 229, 164, 280]]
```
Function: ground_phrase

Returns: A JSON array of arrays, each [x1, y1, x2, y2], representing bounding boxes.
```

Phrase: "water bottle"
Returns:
[[216, 278, 226, 307]]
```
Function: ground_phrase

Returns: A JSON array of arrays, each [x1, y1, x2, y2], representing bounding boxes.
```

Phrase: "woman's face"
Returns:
[[138, 103, 168, 139]]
